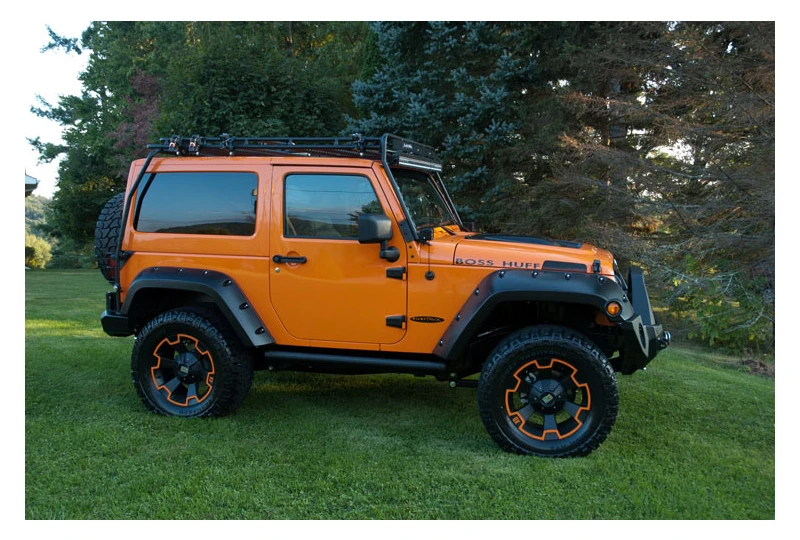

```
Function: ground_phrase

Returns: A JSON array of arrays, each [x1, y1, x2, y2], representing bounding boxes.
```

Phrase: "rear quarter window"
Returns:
[[135, 171, 258, 236]]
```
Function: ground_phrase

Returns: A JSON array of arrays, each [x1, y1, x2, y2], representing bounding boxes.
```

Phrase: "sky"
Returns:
[[21, 20, 90, 198]]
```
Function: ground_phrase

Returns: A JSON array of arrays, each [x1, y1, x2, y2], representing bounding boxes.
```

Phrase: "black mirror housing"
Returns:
[[358, 214, 393, 244]]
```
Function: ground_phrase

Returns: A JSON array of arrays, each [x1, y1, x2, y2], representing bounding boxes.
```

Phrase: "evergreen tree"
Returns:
[[555, 22, 774, 349], [347, 22, 592, 227]]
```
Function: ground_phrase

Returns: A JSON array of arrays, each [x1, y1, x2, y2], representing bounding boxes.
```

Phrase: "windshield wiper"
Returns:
[[416, 222, 457, 235]]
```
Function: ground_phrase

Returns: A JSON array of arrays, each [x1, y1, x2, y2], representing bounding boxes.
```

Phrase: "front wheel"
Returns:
[[477, 325, 619, 457], [131, 309, 253, 417]]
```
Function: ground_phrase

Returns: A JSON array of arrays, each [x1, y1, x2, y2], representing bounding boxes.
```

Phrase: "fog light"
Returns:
[[606, 301, 622, 317]]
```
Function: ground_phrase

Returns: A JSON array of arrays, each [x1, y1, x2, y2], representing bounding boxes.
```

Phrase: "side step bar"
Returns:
[[262, 350, 449, 376]]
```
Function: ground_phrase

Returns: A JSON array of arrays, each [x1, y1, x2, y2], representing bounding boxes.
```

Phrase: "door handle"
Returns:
[[273, 254, 307, 264]]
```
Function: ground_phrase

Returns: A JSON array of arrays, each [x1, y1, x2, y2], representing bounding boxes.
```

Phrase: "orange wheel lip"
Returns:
[[150, 333, 216, 406], [505, 358, 591, 441]]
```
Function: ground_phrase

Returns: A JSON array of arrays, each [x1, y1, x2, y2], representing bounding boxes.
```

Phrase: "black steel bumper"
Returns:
[[100, 291, 133, 337], [615, 266, 670, 374], [100, 310, 132, 337]]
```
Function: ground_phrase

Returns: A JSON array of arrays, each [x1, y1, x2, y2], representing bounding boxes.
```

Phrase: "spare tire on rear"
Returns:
[[94, 193, 125, 283]]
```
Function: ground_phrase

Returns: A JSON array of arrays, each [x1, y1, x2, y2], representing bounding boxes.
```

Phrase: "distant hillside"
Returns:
[[26, 194, 50, 236]]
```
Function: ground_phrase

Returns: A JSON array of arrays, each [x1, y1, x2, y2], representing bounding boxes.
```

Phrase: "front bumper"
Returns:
[[615, 266, 670, 374]]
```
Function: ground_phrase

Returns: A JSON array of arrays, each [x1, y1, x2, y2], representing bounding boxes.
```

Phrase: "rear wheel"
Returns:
[[131, 309, 253, 417], [477, 325, 618, 457]]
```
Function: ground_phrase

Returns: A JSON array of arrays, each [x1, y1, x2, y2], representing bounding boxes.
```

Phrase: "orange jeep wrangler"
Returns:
[[95, 134, 669, 457]]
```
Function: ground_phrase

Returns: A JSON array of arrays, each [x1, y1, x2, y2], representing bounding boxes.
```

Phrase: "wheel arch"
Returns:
[[121, 267, 274, 348], [435, 269, 631, 370]]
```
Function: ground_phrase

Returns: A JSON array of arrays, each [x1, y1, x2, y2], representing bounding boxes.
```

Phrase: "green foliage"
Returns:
[[46, 236, 96, 269], [669, 255, 774, 352], [46, 168, 119, 245], [40, 25, 81, 54], [25, 194, 49, 236], [349, 23, 525, 223], [26, 196, 54, 269], [156, 22, 344, 136], [348, 22, 598, 231], [558, 22, 775, 352], [25, 192, 97, 270], [25, 233, 52, 268]]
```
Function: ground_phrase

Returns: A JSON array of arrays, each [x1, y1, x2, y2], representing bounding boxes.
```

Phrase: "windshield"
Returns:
[[392, 169, 458, 230]]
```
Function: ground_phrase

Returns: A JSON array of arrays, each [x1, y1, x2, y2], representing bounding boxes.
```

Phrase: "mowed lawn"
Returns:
[[25, 270, 775, 519]]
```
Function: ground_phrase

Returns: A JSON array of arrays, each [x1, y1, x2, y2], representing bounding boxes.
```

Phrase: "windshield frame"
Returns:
[[388, 167, 462, 236]]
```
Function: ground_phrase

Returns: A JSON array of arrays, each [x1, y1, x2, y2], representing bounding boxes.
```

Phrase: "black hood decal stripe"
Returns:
[[464, 234, 582, 249]]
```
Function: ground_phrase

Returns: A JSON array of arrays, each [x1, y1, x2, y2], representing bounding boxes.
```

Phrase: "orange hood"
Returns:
[[451, 234, 615, 275]]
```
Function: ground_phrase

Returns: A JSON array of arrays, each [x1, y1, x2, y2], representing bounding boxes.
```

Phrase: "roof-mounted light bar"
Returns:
[[383, 135, 443, 173]]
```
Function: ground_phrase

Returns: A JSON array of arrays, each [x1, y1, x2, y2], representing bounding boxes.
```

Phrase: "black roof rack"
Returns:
[[146, 133, 443, 173]]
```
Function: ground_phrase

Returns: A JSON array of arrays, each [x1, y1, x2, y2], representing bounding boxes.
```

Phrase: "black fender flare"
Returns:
[[433, 269, 632, 361], [120, 266, 274, 348]]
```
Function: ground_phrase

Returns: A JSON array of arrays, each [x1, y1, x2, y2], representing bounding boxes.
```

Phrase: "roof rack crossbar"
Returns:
[[145, 133, 443, 172]]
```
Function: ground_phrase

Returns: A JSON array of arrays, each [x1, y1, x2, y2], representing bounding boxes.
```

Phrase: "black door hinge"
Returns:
[[386, 267, 406, 280], [386, 315, 406, 328]]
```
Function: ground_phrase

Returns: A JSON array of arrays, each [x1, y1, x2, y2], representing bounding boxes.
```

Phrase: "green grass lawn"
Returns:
[[25, 270, 775, 519]]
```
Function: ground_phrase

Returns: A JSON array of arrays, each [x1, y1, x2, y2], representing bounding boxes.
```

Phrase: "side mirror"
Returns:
[[357, 214, 399, 262], [358, 214, 393, 244]]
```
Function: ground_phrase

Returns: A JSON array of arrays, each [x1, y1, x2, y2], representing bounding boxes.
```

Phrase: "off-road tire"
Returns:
[[94, 193, 125, 283], [477, 325, 619, 457], [131, 308, 253, 417]]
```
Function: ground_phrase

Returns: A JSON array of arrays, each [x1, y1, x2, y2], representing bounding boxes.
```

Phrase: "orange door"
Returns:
[[269, 166, 408, 345]]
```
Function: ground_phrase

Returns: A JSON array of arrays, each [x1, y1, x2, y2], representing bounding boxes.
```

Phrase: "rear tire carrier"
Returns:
[[94, 193, 125, 283]]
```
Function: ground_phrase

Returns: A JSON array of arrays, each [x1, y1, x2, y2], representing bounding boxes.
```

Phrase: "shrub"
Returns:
[[25, 233, 53, 269]]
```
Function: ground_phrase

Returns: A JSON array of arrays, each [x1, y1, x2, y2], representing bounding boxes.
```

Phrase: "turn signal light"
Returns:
[[107, 257, 116, 280], [606, 301, 622, 317]]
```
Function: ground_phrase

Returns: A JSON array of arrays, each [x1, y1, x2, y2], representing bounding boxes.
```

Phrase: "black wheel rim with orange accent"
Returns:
[[149, 333, 216, 408], [502, 358, 593, 445], [132, 309, 253, 418], [478, 326, 619, 457]]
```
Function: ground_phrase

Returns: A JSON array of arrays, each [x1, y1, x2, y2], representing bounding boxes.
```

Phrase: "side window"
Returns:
[[284, 174, 382, 238], [135, 172, 258, 236]]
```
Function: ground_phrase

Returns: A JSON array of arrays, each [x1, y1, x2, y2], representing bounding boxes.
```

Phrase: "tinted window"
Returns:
[[136, 172, 258, 235], [284, 174, 382, 238]]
